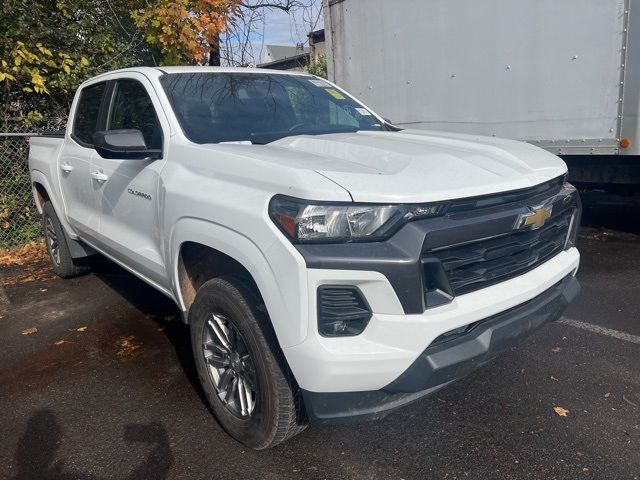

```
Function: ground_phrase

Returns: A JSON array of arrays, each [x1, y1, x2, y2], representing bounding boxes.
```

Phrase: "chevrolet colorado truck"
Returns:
[[28, 66, 581, 449]]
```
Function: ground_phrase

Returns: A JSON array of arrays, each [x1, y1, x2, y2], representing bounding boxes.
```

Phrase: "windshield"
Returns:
[[160, 72, 387, 144]]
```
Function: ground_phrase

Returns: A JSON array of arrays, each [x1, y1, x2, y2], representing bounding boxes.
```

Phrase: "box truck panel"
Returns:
[[327, 0, 628, 155]]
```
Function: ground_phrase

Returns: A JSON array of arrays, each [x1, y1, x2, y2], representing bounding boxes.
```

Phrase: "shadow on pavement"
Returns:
[[88, 257, 208, 405], [13, 409, 174, 480], [578, 186, 640, 234]]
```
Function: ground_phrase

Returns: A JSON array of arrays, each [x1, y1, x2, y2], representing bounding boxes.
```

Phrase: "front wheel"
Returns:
[[190, 276, 306, 449]]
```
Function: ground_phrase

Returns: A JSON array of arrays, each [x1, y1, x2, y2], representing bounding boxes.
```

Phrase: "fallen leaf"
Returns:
[[554, 406, 570, 417], [76, 326, 87, 332], [551, 346, 561, 353], [21, 327, 38, 335], [54, 340, 66, 345], [604, 392, 611, 398], [116, 336, 142, 357], [0, 242, 48, 265], [550, 375, 559, 381], [1, 266, 57, 286], [39, 288, 47, 292]]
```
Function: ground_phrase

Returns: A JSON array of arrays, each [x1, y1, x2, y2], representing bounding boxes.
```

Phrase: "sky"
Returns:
[[262, 4, 323, 45], [238, 0, 324, 65]]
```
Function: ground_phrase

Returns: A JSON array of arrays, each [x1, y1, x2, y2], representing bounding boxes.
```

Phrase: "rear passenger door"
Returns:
[[91, 76, 169, 288], [61, 81, 106, 238]]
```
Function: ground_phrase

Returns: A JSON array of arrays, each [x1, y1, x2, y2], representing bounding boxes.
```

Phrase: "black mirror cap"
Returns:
[[94, 129, 161, 160]]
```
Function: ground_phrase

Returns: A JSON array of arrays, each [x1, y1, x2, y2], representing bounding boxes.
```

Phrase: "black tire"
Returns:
[[190, 276, 306, 449], [42, 202, 91, 278]]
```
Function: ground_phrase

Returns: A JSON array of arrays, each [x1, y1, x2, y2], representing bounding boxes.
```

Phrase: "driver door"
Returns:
[[91, 76, 169, 288]]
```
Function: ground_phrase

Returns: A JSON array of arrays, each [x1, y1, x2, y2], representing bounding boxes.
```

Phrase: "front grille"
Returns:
[[425, 209, 574, 296], [447, 175, 565, 213]]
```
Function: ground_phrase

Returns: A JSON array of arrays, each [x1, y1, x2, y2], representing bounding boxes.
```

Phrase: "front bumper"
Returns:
[[302, 274, 580, 423], [284, 246, 580, 393]]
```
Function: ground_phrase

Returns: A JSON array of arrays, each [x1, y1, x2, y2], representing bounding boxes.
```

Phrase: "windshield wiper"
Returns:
[[249, 127, 361, 145]]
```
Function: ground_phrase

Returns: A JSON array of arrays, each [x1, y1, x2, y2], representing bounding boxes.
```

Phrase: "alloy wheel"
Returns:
[[202, 313, 258, 418], [45, 216, 61, 265]]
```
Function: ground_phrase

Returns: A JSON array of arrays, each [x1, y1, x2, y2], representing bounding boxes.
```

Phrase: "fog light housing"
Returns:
[[317, 285, 372, 337]]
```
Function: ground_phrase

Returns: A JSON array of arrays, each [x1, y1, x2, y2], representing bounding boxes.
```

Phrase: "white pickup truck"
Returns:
[[29, 66, 581, 449]]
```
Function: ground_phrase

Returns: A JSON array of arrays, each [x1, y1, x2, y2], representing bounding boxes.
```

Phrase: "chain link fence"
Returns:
[[0, 118, 67, 248]]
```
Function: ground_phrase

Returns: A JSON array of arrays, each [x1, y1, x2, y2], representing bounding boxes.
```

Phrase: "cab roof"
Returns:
[[156, 66, 312, 76]]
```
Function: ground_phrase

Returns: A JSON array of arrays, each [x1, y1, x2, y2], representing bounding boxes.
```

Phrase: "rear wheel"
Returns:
[[190, 276, 306, 449], [42, 202, 90, 278]]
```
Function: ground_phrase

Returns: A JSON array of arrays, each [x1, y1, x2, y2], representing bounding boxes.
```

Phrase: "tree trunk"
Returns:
[[208, 36, 221, 66]]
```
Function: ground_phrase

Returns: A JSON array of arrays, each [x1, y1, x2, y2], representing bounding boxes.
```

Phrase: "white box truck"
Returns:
[[324, 0, 640, 184]]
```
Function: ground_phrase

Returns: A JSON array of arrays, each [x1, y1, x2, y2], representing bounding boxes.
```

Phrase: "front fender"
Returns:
[[169, 217, 309, 348]]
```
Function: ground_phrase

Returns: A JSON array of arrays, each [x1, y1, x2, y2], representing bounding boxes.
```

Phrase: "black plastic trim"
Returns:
[[385, 275, 580, 393], [317, 285, 372, 337], [37, 132, 66, 138]]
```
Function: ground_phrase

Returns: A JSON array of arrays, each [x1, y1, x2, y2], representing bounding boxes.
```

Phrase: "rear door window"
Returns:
[[72, 82, 107, 146]]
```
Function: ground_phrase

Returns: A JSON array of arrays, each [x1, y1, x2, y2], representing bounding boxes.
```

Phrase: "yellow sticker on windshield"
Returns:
[[325, 88, 345, 100]]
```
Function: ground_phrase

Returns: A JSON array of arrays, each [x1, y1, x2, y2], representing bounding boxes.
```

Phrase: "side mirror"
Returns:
[[94, 129, 161, 160]]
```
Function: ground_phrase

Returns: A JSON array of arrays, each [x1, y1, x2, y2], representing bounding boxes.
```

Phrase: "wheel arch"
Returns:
[[30, 170, 75, 238], [170, 218, 307, 348], [30, 171, 60, 216], [33, 181, 50, 213]]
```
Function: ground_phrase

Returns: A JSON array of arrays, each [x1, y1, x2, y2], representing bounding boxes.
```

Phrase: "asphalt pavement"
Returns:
[[0, 192, 638, 480]]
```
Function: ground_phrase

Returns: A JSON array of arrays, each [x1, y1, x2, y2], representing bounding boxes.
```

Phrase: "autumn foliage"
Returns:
[[132, 0, 242, 64]]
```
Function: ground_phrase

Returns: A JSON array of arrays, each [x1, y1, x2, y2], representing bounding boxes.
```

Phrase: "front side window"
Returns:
[[72, 82, 106, 145], [160, 73, 387, 144], [107, 79, 162, 150]]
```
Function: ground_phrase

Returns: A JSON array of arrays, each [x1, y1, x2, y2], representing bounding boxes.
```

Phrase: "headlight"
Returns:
[[269, 195, 447, 243]]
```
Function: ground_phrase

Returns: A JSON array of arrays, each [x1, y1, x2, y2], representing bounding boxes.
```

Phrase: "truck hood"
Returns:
[[269, 130, 567, 203]]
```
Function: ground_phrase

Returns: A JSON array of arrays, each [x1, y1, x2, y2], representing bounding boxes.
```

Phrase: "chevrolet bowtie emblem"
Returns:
[[515, 205, 553, 230]]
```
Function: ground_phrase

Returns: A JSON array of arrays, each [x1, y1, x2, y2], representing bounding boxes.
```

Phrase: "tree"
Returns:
[[0, 0, 156, 119], [131, 0, 241, 65], [220, 0, 321, 66], [132, 0, 321, 66], [308, 54, 327, 78], [0, 0, 322, 119]]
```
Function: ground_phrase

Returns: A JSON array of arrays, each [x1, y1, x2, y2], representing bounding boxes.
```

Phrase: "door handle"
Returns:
[[60, 163, 74, 173], [90, 171, 108, 182]]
